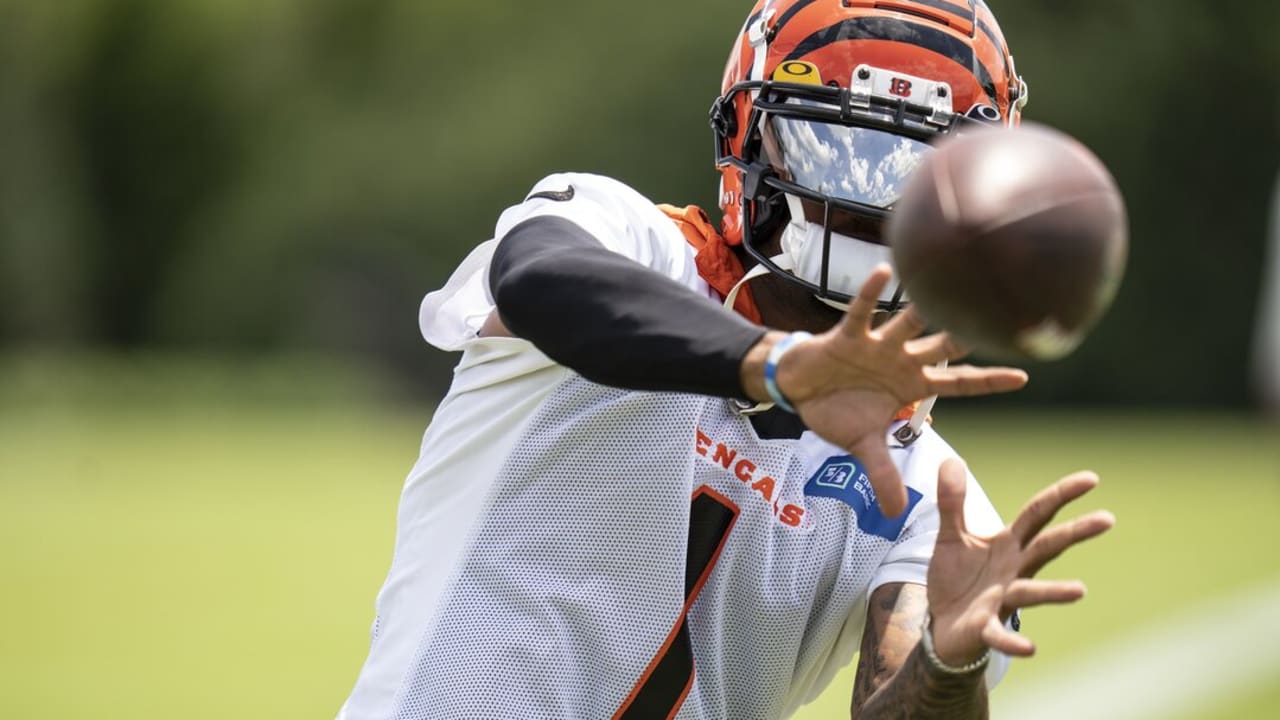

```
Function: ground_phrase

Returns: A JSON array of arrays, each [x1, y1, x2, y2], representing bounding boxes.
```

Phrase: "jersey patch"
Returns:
[[527, 185, 576, 202], [804, 455, 923, 541]]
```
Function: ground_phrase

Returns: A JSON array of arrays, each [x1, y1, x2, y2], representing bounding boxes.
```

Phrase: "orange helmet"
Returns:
[[711, 0, 1028, 310]]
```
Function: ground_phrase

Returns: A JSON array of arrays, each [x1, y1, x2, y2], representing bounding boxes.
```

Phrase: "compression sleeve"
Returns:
[[489, 215, 767, 398]]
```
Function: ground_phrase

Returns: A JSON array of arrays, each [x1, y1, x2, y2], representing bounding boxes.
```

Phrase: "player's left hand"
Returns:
[[924, 459, 1115, 666]]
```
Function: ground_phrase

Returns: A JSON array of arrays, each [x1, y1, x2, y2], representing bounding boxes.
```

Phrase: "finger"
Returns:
[[981, 614, 1035, 657], [1009, 471, 1101, 547], [877, 305, 927, 344], [851, 435, 908, 518], [1003, 578, 1087, 609], [935, 458, 970, 542], [905, 332, 970, 366], [841, 264, 893, 336], [1021, 510, 1116, 578], [923, 364, 1029, 397]]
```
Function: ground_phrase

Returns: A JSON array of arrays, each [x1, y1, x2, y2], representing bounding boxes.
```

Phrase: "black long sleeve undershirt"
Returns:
[[489, 216, 768, 399]]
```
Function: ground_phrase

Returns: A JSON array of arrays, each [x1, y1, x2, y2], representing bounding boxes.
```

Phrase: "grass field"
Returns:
[[1, 357, 1277, 719]]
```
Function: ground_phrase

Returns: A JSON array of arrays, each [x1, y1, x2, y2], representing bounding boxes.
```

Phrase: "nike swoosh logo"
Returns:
[[527, 186, 575, 202]]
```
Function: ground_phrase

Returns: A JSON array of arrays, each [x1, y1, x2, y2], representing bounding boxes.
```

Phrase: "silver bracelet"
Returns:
[[920, 615, 990, 675]]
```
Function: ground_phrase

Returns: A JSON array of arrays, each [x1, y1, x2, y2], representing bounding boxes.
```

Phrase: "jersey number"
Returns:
[[614, 487, 739, 719]]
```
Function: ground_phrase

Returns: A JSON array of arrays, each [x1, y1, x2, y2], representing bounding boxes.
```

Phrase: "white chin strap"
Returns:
[[721, 252, 791, 316], [724, 252, 941, 442], [896, 378, 940, 446], [724, 253, 789, 416]]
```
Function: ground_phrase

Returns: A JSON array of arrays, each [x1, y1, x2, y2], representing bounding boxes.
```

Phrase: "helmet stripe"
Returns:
[[771, 0, 822, 37], [975, 17, 1005, 53], [782, 16, 999, 106], [975, 17, 1010, 76], [902, 0, 976, 24]]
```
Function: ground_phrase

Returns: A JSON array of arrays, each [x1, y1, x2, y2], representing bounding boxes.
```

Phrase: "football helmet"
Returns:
[[712, 0, 1028, 311]]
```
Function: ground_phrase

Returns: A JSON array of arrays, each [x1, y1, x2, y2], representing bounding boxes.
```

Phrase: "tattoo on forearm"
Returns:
[[851, 584, 987, 719], [854, 643, 988, 719]]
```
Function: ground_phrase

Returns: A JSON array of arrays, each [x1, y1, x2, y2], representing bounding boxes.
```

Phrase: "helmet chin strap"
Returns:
[[722, 252, 792, 317], [724, 252, 942, 440], [897, 380, 940, 446], [724, 253, 790, 416], [816, 295, 851, 312]]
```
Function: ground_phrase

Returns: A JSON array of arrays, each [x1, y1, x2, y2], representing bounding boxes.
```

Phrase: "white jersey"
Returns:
[[340, 173, 1007, 720]]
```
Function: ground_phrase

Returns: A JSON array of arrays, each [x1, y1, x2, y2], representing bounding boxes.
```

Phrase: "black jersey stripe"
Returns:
[[782, 16, 998, 106], [683, 490, 739, 595], [617, 625, 697, 720], [615, 489, 738, 719]]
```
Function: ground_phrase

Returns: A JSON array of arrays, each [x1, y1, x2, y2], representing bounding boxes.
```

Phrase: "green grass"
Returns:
[[1, 359, 1277, 718], [1, 388, 423, 718], [796, 412, 1280, 719], [1184, 679, 1280, 720]]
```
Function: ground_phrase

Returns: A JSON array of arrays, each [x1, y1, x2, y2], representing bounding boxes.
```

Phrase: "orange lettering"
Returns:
[[751, 476, 776, 502], [691, 437, 802, 531], [713, 443, 737, 469], [695, 429, 712, 456], [779, 504, 805, 527]]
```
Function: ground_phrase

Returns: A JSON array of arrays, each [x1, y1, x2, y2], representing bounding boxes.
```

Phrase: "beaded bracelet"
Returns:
[[920, 615, 990, 675]]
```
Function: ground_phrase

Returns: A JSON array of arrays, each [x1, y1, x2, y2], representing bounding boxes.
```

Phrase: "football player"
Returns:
[[339, 1, 1114, 718]]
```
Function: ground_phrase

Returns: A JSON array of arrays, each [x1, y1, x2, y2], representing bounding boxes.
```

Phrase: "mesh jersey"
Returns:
[[340, 174, 1007, 720]]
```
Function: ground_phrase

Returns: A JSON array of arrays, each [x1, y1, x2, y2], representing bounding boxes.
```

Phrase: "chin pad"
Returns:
[[779, 219, 899, 303]]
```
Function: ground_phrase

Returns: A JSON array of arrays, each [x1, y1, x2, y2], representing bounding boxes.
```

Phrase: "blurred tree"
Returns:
[[71, 0, 247, 345], [0, 0, 1275, 405], [994, 0, 1279, 405]]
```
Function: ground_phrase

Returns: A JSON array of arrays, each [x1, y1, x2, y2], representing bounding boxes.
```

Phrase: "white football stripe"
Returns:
[[993, 577, 1280, 720]]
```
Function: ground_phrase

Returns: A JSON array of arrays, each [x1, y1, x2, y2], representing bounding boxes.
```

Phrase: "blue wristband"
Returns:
[[764, 331, 813, 413]]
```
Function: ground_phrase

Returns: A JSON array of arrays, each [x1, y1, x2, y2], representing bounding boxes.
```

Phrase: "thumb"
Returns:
[[936, 458, 970, 542]]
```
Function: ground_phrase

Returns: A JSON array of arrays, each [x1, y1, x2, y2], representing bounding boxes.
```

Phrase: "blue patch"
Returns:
[[804, 455, 923, 541]]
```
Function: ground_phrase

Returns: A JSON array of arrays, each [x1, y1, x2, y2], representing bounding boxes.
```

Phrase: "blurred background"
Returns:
[[1, 0, 1277, 718]]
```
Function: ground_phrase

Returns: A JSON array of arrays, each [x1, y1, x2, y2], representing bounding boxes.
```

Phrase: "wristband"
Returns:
[[920, 615, 990, 675], [763, 331, 812, 414]]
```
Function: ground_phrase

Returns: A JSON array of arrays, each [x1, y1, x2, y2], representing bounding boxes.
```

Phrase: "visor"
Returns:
[[768, 115, 933, 208]]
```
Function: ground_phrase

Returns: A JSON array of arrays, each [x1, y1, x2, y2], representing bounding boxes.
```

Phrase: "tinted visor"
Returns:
[[768, 115, 933, 208]]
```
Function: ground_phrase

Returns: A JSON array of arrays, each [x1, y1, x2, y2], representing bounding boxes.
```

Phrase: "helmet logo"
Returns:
[[851, 64, 955, 121], [772, 60, 823, 86]]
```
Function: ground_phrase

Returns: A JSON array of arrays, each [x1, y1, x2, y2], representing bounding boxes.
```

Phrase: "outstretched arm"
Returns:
[[850, 461, 1115, 719], [851, 583, 988, 719], [492, 217, 1026, 515], [491, 215, 767, 398]]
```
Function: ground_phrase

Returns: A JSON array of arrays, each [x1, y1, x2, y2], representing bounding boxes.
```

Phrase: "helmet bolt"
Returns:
[[937, 86, 948, 98], [856, 68, 871, 80]]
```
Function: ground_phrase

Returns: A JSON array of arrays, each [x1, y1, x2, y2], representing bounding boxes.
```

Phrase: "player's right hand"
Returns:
[[774, 264, 1028, 517], [925, 459, 1115, 665]]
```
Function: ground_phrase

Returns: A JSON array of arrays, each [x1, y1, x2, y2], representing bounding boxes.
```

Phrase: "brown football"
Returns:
[[887, 122, 1128, 361]]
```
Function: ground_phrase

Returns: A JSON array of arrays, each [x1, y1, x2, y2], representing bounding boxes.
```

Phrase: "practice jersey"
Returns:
[[339, 173, 1007, 720]]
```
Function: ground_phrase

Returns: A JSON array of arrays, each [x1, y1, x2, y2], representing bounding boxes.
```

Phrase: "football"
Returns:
[[887, 122, 1128, 361]]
